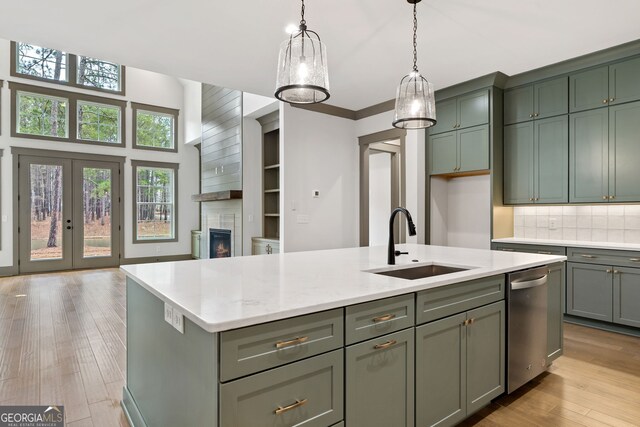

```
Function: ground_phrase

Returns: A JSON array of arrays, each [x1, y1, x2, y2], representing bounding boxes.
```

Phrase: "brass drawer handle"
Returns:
[[275, 398, 308, 415], [372, 313, 396, 323], [538, 251, 552, 255], [630, 258, 640, 262], [581, 254, 596, 259], [374, 340, 397, 350], [606, 269, 612, 273], [275, 336, 309, 349], [500, 248, 515, 252], [463, 318, 475, 326]]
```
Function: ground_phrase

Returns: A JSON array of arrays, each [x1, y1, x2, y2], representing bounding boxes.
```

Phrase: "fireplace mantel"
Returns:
[[191, 190, 242, 202]]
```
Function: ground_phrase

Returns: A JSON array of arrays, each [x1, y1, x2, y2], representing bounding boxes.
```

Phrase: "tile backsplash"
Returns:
[[513, 205, 640, 244]]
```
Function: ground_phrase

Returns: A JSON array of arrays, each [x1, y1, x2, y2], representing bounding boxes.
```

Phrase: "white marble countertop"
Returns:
[[492, 237, 640, 251], [121, 244, 565, 333]]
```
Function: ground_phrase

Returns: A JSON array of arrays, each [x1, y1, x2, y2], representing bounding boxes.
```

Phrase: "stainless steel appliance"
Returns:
[[507, 266, 548, 394]]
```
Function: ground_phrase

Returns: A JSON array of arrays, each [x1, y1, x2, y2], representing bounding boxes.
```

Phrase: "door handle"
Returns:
[[66, 219, 71, 224], [511, 275, 548, 290], [66, 226, 73, 230]]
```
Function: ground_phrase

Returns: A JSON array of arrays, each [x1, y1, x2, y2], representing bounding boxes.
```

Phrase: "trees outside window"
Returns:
[[132, 103, 179, 152], [132, 161, 178, 242], [17, 92, 68, 138], [77, 101, 121, 144]]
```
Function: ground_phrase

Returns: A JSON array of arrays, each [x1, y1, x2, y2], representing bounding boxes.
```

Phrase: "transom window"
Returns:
[[16, 91, 69, 138], [132, 103, 179, 152], [11, 41, 125, 95], [132, 161, 179, 242], [77, 101, 121, 144]]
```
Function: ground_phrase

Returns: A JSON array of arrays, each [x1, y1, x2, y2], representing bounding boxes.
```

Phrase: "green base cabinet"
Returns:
[[416, 301, 505, 427], [346, 328, 414, 427], [567, 262, 613, 322], [613, 267, 640, 328], [547, 263, 565, 364]]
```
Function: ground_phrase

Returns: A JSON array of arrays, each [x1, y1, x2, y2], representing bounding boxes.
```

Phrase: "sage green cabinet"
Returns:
[[430, 125, 489, 175], [613, 267, 640, 328], [429, 90, 489, 135], [547, 263, 564, 364], [570, 57, 640, 113], [504, 116, 568, 204], [608, 101, 640, 202], [346, 328, 414, 427], [567, 262, 613, 322], [504, 77, 568, 125], [416, 301, 505, 427]]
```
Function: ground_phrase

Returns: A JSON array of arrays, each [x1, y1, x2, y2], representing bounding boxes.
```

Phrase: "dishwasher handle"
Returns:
[[511, 275, 547, 290]]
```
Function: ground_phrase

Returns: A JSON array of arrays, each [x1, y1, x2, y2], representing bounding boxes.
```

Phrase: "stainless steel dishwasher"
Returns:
[[507, 265, 548, 394]]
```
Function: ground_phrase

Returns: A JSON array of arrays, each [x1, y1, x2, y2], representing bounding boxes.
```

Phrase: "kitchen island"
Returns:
[[120, 244, 565, 427]]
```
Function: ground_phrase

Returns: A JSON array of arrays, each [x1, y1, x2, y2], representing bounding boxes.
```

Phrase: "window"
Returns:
[[132, 103, 179, 152], [10, 82, 126, 146], [16, 91, 69, 138], [11, 41, 125, 95], [132, 161, 179, 243], [77, 101, 121, 144]]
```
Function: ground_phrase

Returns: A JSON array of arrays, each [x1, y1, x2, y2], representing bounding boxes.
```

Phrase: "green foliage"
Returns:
[[136, 166, 174, 239], [78, 102, 120, 143], [136, 111, 174, 149], [18, 93, 68, 138], [17, 43, 67, 81], [77, 56, 120, 91]]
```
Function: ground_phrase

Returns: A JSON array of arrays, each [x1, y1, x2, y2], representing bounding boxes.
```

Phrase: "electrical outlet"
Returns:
[[164, 302, 173, 324], [549, 217, 558, 230], [172, 310, 184, 334]]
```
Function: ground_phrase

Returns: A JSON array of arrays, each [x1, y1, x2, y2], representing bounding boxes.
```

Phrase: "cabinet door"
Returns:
[[346, 328, 414, 427], [504, 85, 534, 125], [416, 313, 467, 427], [457, 90, 489, 129], [613, 267, 640, 328], [430, 131, 457, 175], [504, 122, 534, 204], [547, 263, 565, 364], [466, 301, 505, 415], [566, 262, 613, 322], [569, 66, 609, 112], [429, 98, 457, 135], [569, 109, 609, 203], [458, 124, 489, 173], [609, 101, 640, 202], [535, 76, 568, 120], [536, 116, 569, 203], [609, 57, 640, 106]]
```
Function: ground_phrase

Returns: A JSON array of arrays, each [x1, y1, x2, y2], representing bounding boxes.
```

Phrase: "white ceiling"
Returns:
[[2, 0, 640, 110]]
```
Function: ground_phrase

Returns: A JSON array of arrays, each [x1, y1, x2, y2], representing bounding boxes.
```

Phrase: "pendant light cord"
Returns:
[[300, 0, 306, 26], [412, 2, 418, 72]]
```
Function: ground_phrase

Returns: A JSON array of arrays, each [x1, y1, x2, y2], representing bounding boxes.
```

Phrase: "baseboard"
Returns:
[[121, 254, 192, 265], [122, 386, 147, 427], [564, 314, 640, 338], [0, 266, 18, 277]]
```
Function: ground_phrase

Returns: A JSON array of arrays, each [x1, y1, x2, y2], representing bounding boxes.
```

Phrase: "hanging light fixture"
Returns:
[[275, 0, 330, 104], [392, 0, 437, 129]]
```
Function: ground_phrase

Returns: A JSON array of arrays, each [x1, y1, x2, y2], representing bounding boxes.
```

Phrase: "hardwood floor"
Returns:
[[1, 269, 639, 427]]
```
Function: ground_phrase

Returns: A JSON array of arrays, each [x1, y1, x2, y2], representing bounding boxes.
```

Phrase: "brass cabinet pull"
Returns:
[[463, 318, 475, 326], [372, 313, 396, 323], [606, 269, 612, 273], [629, 258, 640, 262], [469, 318, 475, 324], [538, 251, 552, 255], [529, 113, 534, 118], [610, 195, 616, 200], [529, 198, 534, 202], [275, 399, 308, 415], [602, 196, 608, 200], [501, 248, 515, 252], [609, 98, 615, 103], [603, 99, 609, 104], [275, 336, 309, 349], [581, 254, 596, 259], [534, 113, 539, 117], [374, 340, 397, 350], [613, 270, 620, 274]]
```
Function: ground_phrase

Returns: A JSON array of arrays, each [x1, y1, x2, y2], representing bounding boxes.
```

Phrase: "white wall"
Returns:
[[369, 151, 391, 246], [179, 78, 202, 145], [241, 116, 263, 255], [0, 38, 200, 267], [280, 104, 358, 252]]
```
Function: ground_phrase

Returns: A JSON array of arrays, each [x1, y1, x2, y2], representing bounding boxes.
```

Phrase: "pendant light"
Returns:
[[392, 0, 437, 129], [275, 0, 330, 104]]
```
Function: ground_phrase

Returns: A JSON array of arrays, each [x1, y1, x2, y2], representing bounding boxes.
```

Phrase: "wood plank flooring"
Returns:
[[1, 268, 639, 426]]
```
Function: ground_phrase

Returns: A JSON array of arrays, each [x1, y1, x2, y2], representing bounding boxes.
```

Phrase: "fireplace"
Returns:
[[209, 228, 232, 258]]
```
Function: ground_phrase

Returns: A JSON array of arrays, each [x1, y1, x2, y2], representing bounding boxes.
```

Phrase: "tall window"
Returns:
[[16, 91, 69, 138], [132, 161, 179, 243], [11, 41, 125, 95], [132, 103, 179, 152]]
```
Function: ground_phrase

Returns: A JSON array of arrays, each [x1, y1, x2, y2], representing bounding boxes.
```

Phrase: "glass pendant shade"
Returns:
[[392, 71, 436, 129], [275, 31, 330, 104]]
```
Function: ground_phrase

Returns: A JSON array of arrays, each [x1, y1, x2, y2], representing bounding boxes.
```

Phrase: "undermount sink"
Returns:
[[372, 264, 469, 280]]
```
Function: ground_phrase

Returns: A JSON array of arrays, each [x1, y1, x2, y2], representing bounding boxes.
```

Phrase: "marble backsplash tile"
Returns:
[[513, 205, 640, 244]]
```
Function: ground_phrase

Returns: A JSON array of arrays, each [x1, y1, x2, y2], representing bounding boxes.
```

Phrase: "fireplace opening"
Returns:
[[209, 228, 232, 258]]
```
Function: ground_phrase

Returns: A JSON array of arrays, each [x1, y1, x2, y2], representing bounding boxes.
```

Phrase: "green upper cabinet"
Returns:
[[570, 57, 640, 113], [504, 116, 568, 204], [429, 90, 489, 135], [569, 108, 609, 203], [430, 125, 489, 175], [504, 77, 568, 125], [608, 101, 640, 202], [430, 131, 457, 175]]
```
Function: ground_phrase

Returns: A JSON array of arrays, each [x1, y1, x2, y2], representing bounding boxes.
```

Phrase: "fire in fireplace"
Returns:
[[209, 228, 232, 258]]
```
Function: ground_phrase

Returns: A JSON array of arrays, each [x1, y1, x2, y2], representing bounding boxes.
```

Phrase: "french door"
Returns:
[[18, 155, 121, 273]]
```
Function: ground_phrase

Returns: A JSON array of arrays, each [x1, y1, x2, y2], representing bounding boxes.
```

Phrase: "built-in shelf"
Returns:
[[191, 190, 242, 202], [261, 115, 280, 240], [264, 164, 280, 170], [264, 189, 280, 193]]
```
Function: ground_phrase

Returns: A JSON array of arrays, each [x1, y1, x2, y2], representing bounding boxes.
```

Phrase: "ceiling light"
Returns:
[[275, 0, 330, 104], [392, 0, 437, 130]]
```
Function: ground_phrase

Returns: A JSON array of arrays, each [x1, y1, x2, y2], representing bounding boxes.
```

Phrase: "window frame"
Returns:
[[131, 102, 179, 153], [10, 41, 126, 96], [131, 160, 179, 244], [9, 82, 126, 147], [1, 80, 3, 136]]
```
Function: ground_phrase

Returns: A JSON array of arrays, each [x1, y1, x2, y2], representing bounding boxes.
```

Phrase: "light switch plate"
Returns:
[[164, 302, 173, 324], [172, 310, 184, 334]]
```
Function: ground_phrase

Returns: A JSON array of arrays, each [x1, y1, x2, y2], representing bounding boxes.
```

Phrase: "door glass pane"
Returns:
[[30, 164, 63, 260], [82, 168, 112, 258]]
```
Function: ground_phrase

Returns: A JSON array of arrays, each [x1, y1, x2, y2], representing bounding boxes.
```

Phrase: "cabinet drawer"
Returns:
[[219, 309, 343, 382], [345, 294, 414, 345], [252, 238, 279, 255], [493, 243, 566, 256], [567, 247, 640, 268], [416, 275, 505, 324], [220, 349, 344, 427]]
